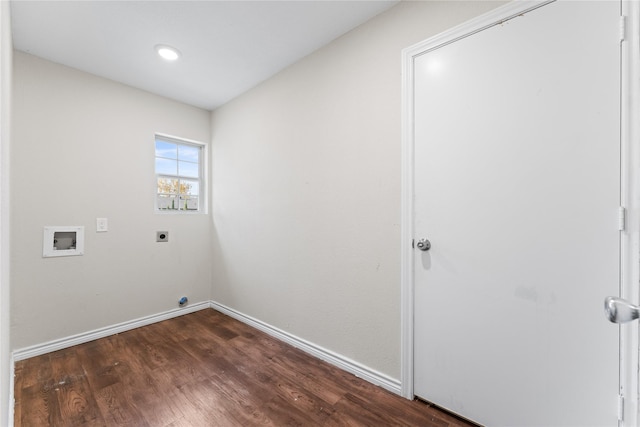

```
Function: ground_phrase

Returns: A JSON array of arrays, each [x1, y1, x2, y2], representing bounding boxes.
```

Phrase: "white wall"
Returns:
[[11, 52, 212, 350], [210, 0, 504, 381], [0, 1, 11, 424]]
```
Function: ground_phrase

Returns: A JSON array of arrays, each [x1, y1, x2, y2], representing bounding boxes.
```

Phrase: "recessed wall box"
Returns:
[[43, 226, 85, 257]]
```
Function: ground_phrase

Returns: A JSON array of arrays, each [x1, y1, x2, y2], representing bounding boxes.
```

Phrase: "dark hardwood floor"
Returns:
[[14, 309, 473, 426]]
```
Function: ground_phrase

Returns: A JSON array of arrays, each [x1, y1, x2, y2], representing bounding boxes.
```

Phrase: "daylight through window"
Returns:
[[155, 136, 203, 212]]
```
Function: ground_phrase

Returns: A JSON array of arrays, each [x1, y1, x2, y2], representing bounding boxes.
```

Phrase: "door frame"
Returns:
[[400, 0, 640, 424]]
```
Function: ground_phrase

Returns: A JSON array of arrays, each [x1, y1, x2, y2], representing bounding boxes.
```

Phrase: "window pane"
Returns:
[[178, 180, 192, 195], [156, 158, 177, 175], [155, 140, 177, 159], [157, 194, 178, 210], [178, 161, 199, 178], [178, 144, 199, 162], [155, 136, 203, 213], [180, 179, 199, 196], [158, 177, 179, 194], [180, 195, 199, 211]]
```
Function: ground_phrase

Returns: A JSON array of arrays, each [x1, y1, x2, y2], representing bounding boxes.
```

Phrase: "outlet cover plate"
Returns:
[[96, 218, 108, 232]]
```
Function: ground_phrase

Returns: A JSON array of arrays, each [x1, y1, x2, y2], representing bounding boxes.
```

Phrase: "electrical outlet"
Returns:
[[156, 231, 169, 242], [96, 218, 108, 232]]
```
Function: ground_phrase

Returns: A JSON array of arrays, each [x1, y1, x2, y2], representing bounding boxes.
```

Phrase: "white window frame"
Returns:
[[154, 133, 207, 214]]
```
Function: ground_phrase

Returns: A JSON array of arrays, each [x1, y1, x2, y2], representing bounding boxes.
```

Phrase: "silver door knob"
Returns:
[[416, 238, 431, 251], [604, 296, 640, 323]]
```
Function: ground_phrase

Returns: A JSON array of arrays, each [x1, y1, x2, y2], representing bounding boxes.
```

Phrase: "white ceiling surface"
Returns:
[[11, 0, 399, 110]]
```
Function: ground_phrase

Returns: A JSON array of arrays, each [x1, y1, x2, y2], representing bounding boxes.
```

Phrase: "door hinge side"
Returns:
[[618, 394, 624, 421], [620, 15, 626, 42], [619, 206, 626, 231]]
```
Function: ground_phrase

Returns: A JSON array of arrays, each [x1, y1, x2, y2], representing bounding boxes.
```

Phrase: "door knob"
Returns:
[[416, 238, 431, 252], [604, 296, 640, 324]]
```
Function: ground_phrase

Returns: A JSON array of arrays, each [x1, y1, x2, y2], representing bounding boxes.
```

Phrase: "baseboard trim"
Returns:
[[12, 301, 210, 361], [209, 300, 402, 396], [11, 300, 402, 397]]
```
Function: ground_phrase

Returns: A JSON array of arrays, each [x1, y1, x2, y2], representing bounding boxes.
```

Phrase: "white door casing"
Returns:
[[400, 1, 640, 425]]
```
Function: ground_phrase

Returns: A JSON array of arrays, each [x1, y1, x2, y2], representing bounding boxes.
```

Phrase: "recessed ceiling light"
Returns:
[[155, 44, 181, 61]]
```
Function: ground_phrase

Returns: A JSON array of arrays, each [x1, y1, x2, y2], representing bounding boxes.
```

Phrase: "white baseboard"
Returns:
[[209, 300, 402, 396], [11, 300, 402, 398], [12, 301, 210, 361]]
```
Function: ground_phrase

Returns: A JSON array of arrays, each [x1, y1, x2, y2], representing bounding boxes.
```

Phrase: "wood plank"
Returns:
[[47, 348, 105, 426], [93, 382, 150, 427], [15, 382, 58, 427]]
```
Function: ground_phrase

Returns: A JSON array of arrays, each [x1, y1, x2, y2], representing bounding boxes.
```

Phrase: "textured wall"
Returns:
[[11, 52, 212, 350], [210, 1, 504, 380]]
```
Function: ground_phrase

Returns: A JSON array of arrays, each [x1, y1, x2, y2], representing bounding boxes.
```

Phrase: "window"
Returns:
[[155, 135, 204, 212]]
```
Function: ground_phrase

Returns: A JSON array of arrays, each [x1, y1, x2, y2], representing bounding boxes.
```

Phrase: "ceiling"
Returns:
[[10, 0, 399, 111]]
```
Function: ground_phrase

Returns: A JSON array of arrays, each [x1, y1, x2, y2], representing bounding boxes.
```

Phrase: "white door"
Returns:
[[412, 1, 621, 425]]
